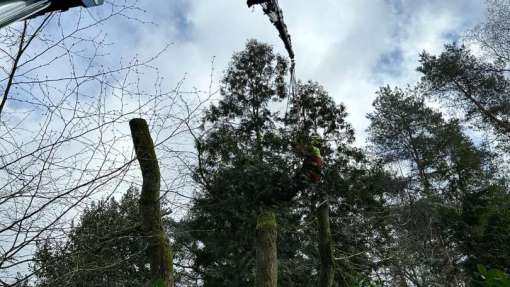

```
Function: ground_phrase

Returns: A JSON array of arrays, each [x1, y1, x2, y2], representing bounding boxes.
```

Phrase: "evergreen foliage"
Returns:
[[33, 188, 152, 287]]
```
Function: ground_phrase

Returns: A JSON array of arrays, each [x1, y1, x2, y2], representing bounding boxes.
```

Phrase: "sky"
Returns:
[[95, 0, 487, 144]]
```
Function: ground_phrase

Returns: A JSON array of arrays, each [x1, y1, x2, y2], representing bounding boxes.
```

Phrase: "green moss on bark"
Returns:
[[257, 212, 277, 229], [256, 211, 278, 287], [130, 118, 174, 287]]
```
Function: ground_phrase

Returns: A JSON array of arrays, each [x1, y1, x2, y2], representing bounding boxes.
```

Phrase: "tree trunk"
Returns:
[[390, 266, 409, 287], [129, 118, 174, 287], [256, 211, 278, 287], [317, 201, 335, 287], [455, 81, 510, 134]]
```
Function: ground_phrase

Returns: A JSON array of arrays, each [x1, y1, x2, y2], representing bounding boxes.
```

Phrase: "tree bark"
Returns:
[[256, 211, 278, 287], [129, 118, 174, 287], [317, 201, 335, 287], [390, 266, 409, 287], [453, 80, 510, 134]]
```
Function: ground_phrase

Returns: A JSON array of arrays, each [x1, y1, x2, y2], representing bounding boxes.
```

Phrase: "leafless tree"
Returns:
[[0, 2, 208, 285]]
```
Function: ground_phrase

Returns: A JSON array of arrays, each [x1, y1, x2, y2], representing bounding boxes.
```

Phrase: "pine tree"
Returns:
[[367, 86, 506, 285], [419, 45, 510, 138], [33, 188, 153, 287]]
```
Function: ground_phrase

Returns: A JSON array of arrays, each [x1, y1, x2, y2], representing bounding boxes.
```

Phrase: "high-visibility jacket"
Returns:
[[303, 144, 322, 183]]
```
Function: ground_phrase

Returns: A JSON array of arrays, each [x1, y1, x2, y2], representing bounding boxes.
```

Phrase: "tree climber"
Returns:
[[297, 134, 323, 184], [267, 134, 322, 204]]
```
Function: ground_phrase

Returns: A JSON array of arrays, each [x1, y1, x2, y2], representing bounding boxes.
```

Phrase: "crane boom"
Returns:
[[0, 0, 50, 28], [0, 0, 103, 29], [247, 0, 294, 61]]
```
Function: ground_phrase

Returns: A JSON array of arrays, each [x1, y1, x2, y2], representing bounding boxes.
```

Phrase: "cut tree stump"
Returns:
[[129, 118, 174, 287], [318, 201, 335, 287], [256, 211, 278, 287]]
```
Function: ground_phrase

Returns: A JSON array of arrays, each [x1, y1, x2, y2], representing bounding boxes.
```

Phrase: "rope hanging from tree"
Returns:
[[247, 0, 322, 187]]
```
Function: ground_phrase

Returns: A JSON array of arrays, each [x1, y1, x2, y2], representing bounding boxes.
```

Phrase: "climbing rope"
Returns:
[[247, 1, 324, 197]]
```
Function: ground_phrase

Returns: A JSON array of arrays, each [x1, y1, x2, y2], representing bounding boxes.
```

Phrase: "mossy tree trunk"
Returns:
[[391, 266, 409, 287], [256, 211, 278, 287], [317, 200, 335, 287], [129, 118, 174, 287]]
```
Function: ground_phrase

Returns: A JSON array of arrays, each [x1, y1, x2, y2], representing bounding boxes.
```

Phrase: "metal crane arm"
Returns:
[[0, 0, 103, 29]]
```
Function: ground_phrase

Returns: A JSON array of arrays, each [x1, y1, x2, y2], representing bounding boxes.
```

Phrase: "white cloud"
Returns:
[[97, 0, 485, 144]]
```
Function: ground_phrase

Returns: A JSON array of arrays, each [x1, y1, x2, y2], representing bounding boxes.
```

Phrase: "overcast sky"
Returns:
[[88, 0, 487, 144]]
